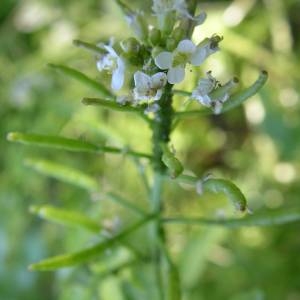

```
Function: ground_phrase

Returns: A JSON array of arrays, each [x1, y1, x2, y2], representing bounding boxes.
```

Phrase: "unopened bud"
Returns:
[[121, 37, 140, 54], [172, 27, 185, 43], [149, 28, 161, 46], [166, 37, 177, 51]]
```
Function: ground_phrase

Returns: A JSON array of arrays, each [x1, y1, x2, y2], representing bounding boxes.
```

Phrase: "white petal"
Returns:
[[192, 11, 207, 25], [154, 52, 173, 69], [153, 89, 163, 101], [111, 67, 124, 91], [134, 71, 151, 91], [190, 46, 207, 65], [111, 57, 125, 90], [151, 72, 167, 89], [199, 95, 212, 106], [167, 66, 185, 84], [177, 39, 196, 54], [103, 45, 118, 58]]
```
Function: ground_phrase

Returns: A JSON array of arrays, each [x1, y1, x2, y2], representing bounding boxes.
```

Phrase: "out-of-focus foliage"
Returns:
[[1, 0, 300, 299]]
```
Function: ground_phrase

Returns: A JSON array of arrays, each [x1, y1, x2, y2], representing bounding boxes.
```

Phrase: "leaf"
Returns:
[[7, 132, 152, 159], [29, 214, 156, 271], [7, 132, 98, 152], [25, 158, 98, 191], [48, 64, 113, 99], [163, 207, 300, 227], [30, 205, 100, 233], [221, 70, 268, 113]]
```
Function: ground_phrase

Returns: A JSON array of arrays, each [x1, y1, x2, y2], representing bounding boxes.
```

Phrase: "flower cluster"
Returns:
[[94, 0, 235, 115]]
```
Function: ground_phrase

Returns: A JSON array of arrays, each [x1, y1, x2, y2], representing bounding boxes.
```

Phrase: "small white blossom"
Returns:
[[191, 71, 217, 106], [133, 71, 167, 102], [192, 72, 238, 114], [96, 44, 125, 91], [154, 38, 220, 84], [152, 0, 206, 25]]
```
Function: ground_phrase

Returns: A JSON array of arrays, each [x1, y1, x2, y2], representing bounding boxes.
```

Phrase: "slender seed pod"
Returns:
[[200, 178, 248, 212], [161, 144, 184, 179]]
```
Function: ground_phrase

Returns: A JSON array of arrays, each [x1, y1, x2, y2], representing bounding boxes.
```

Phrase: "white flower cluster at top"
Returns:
[[95, 0, 237, 115]]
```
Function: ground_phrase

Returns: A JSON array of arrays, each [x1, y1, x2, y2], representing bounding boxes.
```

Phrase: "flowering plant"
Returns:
[[11, 0, 300, 299]]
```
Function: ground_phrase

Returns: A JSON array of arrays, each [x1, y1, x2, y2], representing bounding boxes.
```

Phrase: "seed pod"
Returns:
[[161, 144, 184, 179], [202, 178, 248, 212]]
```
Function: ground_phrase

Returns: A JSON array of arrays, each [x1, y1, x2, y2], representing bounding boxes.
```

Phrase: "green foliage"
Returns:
[[2, 0, 300, 299]]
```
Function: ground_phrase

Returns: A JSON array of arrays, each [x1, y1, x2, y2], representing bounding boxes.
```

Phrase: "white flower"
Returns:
[[154, 38, 220, 84], [192, 72, 238, 114], [152, 0, 206, 25], [96, 45, 125, 91], [191, 71, 217, 106], [133, 71, 167, 102]]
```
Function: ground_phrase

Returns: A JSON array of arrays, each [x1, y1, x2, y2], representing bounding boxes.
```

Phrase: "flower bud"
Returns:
[[158, 11, 176, 35], [120, 37, 140, 54], [149, 28, 162, 46], [172, 27, 185, 43], [166, 37, 177, 51]]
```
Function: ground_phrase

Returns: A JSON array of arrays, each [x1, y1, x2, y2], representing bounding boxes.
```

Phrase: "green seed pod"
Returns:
[[201, 178, 248, 212], [161, 144, 184, 179]]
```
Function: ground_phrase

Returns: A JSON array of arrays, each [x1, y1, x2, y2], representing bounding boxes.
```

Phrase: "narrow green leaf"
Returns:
[[73, 39, 105, 55], [222, 70, 268, 113], [25, 158, 98, 191], [29, 214, 156, 271], [7, 132, 152, 159], [48, 64, 113, 99], [7, 132, 98, 152], [162, 207, 300, 227], [30, 205, 100, 233]]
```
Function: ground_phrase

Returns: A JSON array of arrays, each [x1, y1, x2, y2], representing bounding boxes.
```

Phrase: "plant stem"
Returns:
[[150, 83, 174, 299]]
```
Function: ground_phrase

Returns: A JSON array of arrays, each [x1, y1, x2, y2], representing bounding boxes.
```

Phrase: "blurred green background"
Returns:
[[1, 0, 300, 299]]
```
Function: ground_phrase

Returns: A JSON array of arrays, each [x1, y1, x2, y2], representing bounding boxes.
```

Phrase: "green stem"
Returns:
[[150, 83, 174, 300], [152, 83, 174, 172]]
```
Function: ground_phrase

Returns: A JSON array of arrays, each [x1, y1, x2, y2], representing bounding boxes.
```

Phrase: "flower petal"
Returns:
[[190, 46, 207, 65], [103, 45, 118, 58], [111, 57, 125, 90], [177, 39, 196, 54], [167, 66, 185, 84], [134, 71, 151, 91], [151, 72, 167, 89], [154, 52, 173, 69], [153, 89, 163, 101], [191, 11, 207, 25]]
